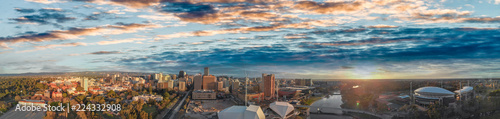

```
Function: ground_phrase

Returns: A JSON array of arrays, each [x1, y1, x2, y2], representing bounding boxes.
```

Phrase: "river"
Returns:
[[309, 91, 353, 119]]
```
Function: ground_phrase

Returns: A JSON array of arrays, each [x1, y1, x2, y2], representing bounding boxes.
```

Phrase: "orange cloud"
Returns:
[[293, 1, 363, 14], [0, 23, 159, 46]]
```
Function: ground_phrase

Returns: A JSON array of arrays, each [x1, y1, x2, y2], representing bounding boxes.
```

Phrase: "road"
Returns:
[[163, 90, 191, 119], [295, 105, 387, 119]]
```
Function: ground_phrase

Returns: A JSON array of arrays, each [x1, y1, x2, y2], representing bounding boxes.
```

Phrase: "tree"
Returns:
[[140, 111, 148, 119], [76, 86, 84, 91], [14, 96, 21, 102], [163, 92, 170, 100], [427, 103, 443, 119], [107, 90, 117, 98], [149, 86, 152, 94], [35, 83, 46, 90]]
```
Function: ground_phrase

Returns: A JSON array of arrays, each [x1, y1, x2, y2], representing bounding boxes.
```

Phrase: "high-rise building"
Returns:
[[232, 80, 240, 91], [179, 81, 186, 91], [204, 67, 209, 76], [179, 71, 186, 78], [168, 80, 174, 90], [171, 74, 177, 80], [158, 73, 163, 80], [263, 73, 275, 99], [218, 81, 224, 91], [305, 79, 312, 86], [194, 75, 203, 90], [81, 78, 89, 91], [223, 78, 230, 88], [295, 79, 305, 86], [157, 82, 168, 89], [163, 75, 171, 81], [203, 75, 216, 90]]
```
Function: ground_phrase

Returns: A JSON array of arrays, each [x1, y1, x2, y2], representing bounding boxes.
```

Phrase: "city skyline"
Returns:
[[1, 0, 500, 79]]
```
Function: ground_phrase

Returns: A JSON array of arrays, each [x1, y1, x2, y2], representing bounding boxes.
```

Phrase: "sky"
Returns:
[[0, 0, 500, 79]]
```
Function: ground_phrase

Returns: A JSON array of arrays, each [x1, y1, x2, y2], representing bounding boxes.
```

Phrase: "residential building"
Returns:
[[263, 73, 275, 99]]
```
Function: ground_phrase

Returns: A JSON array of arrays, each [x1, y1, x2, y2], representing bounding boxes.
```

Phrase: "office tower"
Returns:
[[158, 73, 163, 81], [224, 78, 230, 88], [172, 74, 177, 80], [203, 75, 216, 90], [81, 78, 89, 91], [157, 82, 168, 89], [194, 75, 203, 90], [179, 71, 186, 78], [263, 73, 275, 99], [232, 80, 240, 91], [218, 81, 224, 91], [204, 67, 209, 76], [179, 81, 186, 91], [163, 75, 171, 81], [168, 80, 174, 90]]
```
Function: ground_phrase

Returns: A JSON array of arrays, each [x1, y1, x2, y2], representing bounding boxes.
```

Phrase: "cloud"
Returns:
[[25, 0, 66, 4], [308, 38, 417, 46], [341, 66, 354, 69], [156, 20, 336, 40], [462, 17, 500, 23], [39, 8, 63, 12], [89, 51, 123, 55], [367, 24, 399, 28], [0, 23, 159, 46], [40, 65, 81, 72], [158, 2, 220, 24], [15, 42, 87, 53], [109, 0, 161, 8], [293, 1, 363, 14], [97, 38, 147, 45], [36, 42, 87, 49], [138, 14, 178, 21], [9, 13, 76, 25], [15, 8, 36, 13]]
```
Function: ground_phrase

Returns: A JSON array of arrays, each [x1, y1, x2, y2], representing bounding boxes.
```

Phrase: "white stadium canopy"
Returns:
[[218, 105, 265, 119], [415, 87, 455, 98], [269, 101, 294, 119]]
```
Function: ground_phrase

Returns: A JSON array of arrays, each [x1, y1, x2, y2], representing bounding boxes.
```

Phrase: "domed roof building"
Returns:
[[414, 87, 455, 105], [454, 86, 474, 100]]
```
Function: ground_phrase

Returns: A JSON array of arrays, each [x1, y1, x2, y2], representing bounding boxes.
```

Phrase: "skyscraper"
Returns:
[[203, 75, 216, 90], [194, 75, 203, 90], [218, 81, 224, 91], [168, 80, 174, 90], [172, 74, 177, 80], [179, 71, 186, 78], [232, 80, 240, 91], [179, 81, 186, 92], [81, 78, 89, 91], [204, 67, 209, 76], [157, 73, 162, 80], [263, 73, 275, 99]]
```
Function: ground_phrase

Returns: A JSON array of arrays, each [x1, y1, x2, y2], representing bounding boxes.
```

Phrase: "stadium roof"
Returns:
[[218, 105, 265, 119], [415, 87, 454, 98], [269, 101, 294, 119], [454, 86, 473, 94]]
